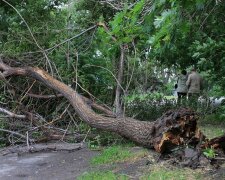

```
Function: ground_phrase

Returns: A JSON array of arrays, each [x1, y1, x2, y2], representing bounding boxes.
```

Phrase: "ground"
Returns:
[[0, 118, 224, 180], [0, 146, 100, 180], [0, 145, 224, 180]]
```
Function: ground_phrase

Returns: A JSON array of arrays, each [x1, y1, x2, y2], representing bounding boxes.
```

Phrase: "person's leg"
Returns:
[[180, 93, 187, 105], [177, 92, 182, 105]]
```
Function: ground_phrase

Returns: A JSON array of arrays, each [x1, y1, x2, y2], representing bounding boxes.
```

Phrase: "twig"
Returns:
[[0, 107, 26, 119], [0, 128, 34, 142], [19, 80, 36, 103], [60, 120, 72, 141], [27, 93, 63, 99], [29, 104, 70, 132], [66, 109, 79, 129], [45, 25, 97, 53], [26, 131, 30, 148], [82, 128, 91, 143]]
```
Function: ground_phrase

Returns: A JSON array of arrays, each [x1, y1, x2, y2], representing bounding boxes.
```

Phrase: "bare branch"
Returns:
[[0, 107, 26, 119], [27, 93, 63, 99], [0, 128, 34, 142]]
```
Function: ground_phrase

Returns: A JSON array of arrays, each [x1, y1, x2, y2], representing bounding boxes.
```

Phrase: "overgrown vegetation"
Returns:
[[0, 0, 225, 153], [124, 92, 177, 120]]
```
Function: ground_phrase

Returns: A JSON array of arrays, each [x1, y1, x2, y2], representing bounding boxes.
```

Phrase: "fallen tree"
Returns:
[[0, 59, 225, 155]]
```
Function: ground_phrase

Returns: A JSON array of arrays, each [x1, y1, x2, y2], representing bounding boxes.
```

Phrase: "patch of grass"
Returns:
[[91, 145, 147, 165], [200, 112, 225, 125], [164, 96, 177, 100], [203, 148, 216, 158], [141, 167, 203, 180], [91, 146, 134, 165], [200, 126, 224, 139], [77, 171, 128, 180], [199, 113, 225, 139]]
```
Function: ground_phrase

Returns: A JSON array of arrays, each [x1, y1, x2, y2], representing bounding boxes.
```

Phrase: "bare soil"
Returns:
[[0, 144, 99, 180]]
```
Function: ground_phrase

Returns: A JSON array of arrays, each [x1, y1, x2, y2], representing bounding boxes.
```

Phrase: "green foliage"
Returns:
[[212, 106, 225, 122], [200, 104, 225, 123], [0, 0, 67, 55], [1, 0, 225, 147], [147, 0, 225, 91], [91, 146, 133, 165], [109, 0, 145, 43], [203, 148, 216, 159], [78, 171, 128, 180], [124, 92, 177, 121]]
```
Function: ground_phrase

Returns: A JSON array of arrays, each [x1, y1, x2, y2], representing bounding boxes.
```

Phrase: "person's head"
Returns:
[[181, 70, 187, 75], [191, 68, 197, 72]]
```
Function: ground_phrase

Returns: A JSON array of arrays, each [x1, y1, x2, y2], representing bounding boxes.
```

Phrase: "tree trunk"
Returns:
[[97, 22, 125, 117], [114, 45, 125, 117], [0, 60, 224, 153]]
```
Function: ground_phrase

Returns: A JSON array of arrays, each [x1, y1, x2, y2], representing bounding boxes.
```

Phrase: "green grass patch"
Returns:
[[199, 112, 225, 139], [141, 167, 203, 180], [200, 125, 224, 139], [78, 171, 128, 180], [201, 113, 225, 125], [91, 146, 133, 165], [164, 96, 177, 100]]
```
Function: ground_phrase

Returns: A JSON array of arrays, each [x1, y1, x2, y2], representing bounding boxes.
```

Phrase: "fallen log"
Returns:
[[0, 142, 83, 156], [0, 60, 225, 155]]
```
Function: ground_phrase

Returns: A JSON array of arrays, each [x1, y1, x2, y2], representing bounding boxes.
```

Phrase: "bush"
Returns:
[[124, 92, 177, 121]]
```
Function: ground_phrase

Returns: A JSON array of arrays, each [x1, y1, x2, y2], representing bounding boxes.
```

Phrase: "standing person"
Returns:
[[186, 68, 203, 106], [176, 70, 188, 104]]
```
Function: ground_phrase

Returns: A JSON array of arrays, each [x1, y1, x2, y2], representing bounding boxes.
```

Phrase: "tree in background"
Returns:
[[0, 0, 225, 146]]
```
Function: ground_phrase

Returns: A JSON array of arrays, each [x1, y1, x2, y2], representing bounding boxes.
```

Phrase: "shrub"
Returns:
[[124, 92, 177, 121]]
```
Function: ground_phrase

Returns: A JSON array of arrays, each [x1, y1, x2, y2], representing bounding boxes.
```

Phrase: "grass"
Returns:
[[79, 163, 203, 180], [141, 169, 202, 180], [164, 96, 177, 100], [200, 126, 224, 139], [77, 171, 128, 180], [199, 113, 225, 139], [78, 168, 203, 180], [78, 145, 148, 180], [141, 166, 203, 180], [91, 145, 136, 165]]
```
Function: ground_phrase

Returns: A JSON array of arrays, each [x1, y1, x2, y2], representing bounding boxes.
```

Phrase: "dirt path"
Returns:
[[0, 146, 99, 180]]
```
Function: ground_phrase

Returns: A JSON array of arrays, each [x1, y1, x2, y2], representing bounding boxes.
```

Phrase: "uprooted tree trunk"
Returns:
[[0, 60, 225, 154]]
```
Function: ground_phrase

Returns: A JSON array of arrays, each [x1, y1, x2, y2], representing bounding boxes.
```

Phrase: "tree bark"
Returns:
[[114, 45, 125, 117], [0, 60, 224, 153]]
